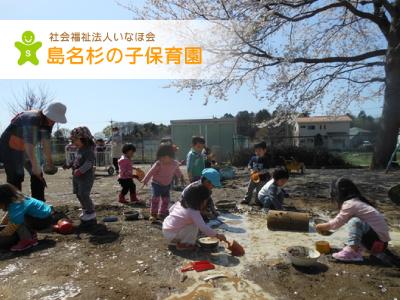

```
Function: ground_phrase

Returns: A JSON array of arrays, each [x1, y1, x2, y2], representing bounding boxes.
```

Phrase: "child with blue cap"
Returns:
[[180, 168, 221, 221]]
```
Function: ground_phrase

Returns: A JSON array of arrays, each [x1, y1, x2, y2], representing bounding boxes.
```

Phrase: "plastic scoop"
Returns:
[[180, 260, 215, 273]]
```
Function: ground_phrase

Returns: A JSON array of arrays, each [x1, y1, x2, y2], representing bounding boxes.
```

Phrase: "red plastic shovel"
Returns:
[[180, 260, 215, 273]]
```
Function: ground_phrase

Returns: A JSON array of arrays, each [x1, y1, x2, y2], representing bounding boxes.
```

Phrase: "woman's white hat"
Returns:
[[43, 102, 67, 124]]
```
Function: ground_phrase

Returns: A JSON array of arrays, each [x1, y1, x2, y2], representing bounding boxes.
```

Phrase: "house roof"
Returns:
[[296, 115, 352, 124]]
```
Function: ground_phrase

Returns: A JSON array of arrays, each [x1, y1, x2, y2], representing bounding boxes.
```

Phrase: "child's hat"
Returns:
[[43, 102, 67, 124], [70, 126, 94, 140], [201, 168, 222, 188]]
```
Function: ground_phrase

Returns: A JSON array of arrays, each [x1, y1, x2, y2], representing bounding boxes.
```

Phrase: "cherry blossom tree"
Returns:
[[124, 0, 400, 168]]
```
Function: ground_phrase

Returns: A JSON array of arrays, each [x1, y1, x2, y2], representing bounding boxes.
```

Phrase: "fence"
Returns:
[[50, 137, 162, 165], [49, 133, 376, 166], [233, 133, 376, 153]]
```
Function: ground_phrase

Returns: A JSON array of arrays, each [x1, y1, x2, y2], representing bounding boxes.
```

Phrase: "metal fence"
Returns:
[[233, 134, 376, 154], [50, 137, 162, 165], [50, 133, 375, 166]]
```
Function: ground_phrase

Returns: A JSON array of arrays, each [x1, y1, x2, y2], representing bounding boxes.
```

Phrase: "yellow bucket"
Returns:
[[315, 241, 331, 254]]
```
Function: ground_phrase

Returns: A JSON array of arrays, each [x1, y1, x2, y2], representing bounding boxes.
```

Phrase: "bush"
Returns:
[[231, 146, 350, 168]]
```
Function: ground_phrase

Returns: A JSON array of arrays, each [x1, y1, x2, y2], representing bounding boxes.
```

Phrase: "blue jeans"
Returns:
[[151, 182, 171, 198], [347, 217, 370, 247]]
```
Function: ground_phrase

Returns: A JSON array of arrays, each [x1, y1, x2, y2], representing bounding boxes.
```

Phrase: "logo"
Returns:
[[15, 31, 42, 65]]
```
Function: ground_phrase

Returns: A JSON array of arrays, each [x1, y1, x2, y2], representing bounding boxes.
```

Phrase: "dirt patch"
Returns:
[[0, 167, 399, 299]]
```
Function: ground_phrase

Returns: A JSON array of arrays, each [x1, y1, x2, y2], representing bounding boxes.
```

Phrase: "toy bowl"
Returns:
[[286, 246, 320, 267], [124, 210, 140, 221], [198, 237, 219, 250]]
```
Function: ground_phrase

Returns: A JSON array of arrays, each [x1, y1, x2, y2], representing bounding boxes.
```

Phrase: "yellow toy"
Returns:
[[282, 157, 305, 174]]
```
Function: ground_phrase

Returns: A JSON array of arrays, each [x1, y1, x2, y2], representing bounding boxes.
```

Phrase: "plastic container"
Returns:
[[286, 246, 320, 267], [315, 241, 331, 254]]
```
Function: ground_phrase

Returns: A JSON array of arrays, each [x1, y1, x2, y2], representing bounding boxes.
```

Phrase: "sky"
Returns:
[[0, 0, 384, 134]]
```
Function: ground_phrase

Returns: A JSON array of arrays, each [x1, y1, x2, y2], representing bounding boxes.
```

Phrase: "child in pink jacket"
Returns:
[[163, 183, 226, 251], [316, 178, 390, 262], [143, 144, 185, 222]]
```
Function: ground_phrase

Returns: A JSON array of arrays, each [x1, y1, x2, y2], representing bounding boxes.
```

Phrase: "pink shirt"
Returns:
[[143, 160, 182, 186], [328, 198, 390, 242], [163, 201, 216, 237], [118, 155, 133, 179]]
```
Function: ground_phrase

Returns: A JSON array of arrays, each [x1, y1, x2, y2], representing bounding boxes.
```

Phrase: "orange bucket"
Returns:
[[315, 241, 330, 254]]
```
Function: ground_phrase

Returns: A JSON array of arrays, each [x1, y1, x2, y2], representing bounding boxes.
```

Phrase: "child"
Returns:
[[257, 167, 289, 211], [181, 168, 220, 221], [241, 142, 270, 205], [316, 178, 390, 262], [0, 183, 53, 252], [163, 183, 226, 251], [95, 138, 106, 166], [118, 143, 142, 204], [143, 144, 185, 222], [186, 136, 206, 182], [64, 127, 96, 222], [111, 127, 123, 174]]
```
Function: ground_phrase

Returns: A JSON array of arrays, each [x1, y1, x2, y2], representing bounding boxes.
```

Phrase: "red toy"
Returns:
[[180, 260, 215, 273], [53, 219, 74, 234]]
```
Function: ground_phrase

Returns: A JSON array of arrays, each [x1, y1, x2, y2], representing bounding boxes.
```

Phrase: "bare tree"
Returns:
[[125, 0, 400, 168], [9, 85, 54, 115]]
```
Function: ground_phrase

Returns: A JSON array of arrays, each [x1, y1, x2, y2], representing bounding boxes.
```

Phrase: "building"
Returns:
[[170, 118, 237, 161], [349, 127, 374, 149], [293, 115, 352, 150]]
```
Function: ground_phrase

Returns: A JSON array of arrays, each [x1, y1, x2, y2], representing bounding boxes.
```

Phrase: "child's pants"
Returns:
[[73, 173, 95, 214], [347, 217, 388, 252], [163, 224, 199, 245], [118, 178, 136, 196], [17, 214, 53, 240], [259, 196, 277, 210], [243, 180, 267, 204], [151, 183, 170, 216]]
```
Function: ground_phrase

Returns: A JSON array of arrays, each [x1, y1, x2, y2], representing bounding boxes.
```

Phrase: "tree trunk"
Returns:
[[372, 41, 400, 169]]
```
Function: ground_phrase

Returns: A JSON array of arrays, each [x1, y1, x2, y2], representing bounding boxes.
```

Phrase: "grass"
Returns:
[[340, 152, 373, 167], [340, 151, 400, 167]]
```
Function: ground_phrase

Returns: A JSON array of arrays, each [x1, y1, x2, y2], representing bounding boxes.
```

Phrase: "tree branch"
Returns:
[[238, 49, 386, 64]]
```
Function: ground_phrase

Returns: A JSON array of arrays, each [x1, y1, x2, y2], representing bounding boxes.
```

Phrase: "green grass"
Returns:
[[340, 152, 372, 167], [340, 151, 400, 167]]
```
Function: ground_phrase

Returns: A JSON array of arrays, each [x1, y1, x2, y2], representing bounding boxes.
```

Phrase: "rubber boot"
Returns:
[[118, 193, 129, 204]]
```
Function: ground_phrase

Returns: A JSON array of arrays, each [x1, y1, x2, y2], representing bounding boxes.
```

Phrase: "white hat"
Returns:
[[43, 102, 67, 124]]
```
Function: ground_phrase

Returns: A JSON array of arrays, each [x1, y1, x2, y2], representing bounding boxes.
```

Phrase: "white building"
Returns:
[[293, 115, 352, 150]]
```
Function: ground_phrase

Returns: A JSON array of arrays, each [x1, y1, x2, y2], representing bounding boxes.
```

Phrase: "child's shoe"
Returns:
[[149, 214, 158, 223], [176, 243, 196, 251], [157, 214, 167, 221], [240, 199, 250, 205], [32, 232, 38, 244], [80, 211, 97, 222], [118, 193, 129, 204], [130, 193, 145, 205], [10, 238, 38, 252], [332, 246, 363, 262]]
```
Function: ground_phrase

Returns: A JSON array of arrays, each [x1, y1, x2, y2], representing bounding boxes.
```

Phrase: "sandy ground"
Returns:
[[0, 166, 399, 300]]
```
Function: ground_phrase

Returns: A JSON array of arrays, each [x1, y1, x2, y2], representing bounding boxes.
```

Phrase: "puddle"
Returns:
[[27, 281, 81, 300], [167, 276, 271, 300], [0, 262, 21, 277]]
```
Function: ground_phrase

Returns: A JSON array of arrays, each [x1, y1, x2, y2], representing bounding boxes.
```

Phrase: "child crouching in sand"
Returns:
[[316, 178, 390, 262], [163, 184, 226, 251], [0, 183, 53, 252], [257, 167, 289, 211]]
